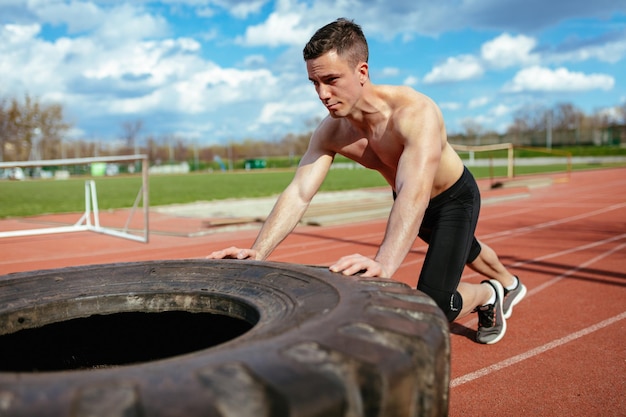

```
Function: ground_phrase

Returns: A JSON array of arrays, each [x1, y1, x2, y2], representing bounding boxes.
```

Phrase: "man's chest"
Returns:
[[336, 135, 402, 170]]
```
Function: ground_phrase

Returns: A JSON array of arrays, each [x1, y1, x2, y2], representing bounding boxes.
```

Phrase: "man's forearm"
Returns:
[[374, 197, 426, 277], [251, 192, 310, 259]]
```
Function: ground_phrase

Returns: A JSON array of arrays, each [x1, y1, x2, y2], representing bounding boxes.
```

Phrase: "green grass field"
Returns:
[[0, 168, 387, 218], [0, 160, 624, 219]]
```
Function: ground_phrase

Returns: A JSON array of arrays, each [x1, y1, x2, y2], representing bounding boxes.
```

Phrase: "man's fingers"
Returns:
[[206, 246, 252, 259], [236, 249, 252, 259], [329, 254, 381, 276]]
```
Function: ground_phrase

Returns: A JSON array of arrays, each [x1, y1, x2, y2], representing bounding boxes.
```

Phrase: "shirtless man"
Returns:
[[208, 18, 526, 344]]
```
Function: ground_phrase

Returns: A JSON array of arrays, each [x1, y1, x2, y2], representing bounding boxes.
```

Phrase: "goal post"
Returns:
[[451, 143, 515, 179], [451, 143, 572, 183], [0, 155, 149, 243]]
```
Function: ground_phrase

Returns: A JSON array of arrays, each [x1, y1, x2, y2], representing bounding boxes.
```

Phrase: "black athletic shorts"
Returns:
[[394, 166, 481, 321]]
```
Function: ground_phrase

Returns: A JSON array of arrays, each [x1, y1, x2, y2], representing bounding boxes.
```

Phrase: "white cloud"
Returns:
[[490, 103, 512, 117], [470, 114, 493, 127], [242, 54, 268, 68], [103, 61, 278, 116], [595, 105, 623, 123], [232, 1, 267, 19], [1, 23, 40, 43], [469, 96, 490, 108], [420, 33, 536, 87], [379, 67, 400, 77], [258, 99, 319, 125], [548, 36, 626, 64], [95, 4, 170, 42], [0, 23, 72, 98], [403, 75, 419, 86], [419, 27, 624, 97], [195, 7, 217, 18], [82, 38, 201, 82], [423, 55, 484, 84], [481, 33, 539, 69], [0, 13, 284, 140], [503, 66, 615, 92], [35, 1, 103, 34], [210, 0, 268, 19], [456, 102, 513, 133], [34, 2, 169, 41], [237, 12, 314, 47], [440, 102, 462, 111]]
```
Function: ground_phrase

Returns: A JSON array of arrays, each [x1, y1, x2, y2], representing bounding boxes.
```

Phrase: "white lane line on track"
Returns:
[[460, 233, 626, 282], [479, 173, 623, 221], [456, 234, 626, 328], [273, 230, 384, 262], [528, 239, 626, 295], [450, 310, 626, 388], [480, 202, 626, 241]]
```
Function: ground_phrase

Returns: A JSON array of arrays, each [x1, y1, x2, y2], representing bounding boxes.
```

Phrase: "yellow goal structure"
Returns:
[[452, 143, 572, 185]]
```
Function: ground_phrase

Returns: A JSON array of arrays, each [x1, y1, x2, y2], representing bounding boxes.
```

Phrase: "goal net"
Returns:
[[0, 155, 149, 243]]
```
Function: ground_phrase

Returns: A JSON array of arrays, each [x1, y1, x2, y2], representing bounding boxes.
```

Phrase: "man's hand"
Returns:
[[329, 253, 389, 278], [206, 246, 261, 260]]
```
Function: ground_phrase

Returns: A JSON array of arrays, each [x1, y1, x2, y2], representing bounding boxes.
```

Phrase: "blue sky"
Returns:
[[1, 0, 625, 146]]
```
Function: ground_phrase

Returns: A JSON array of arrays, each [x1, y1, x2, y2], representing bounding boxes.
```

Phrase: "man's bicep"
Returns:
[[289, 118, 338, 200], [288, 147, 334, 201], [395, 123, 441, 196]]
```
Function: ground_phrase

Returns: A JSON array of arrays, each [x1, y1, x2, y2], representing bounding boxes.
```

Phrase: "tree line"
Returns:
[[1, 94, 625, 165], [0, 95, 71, 162]]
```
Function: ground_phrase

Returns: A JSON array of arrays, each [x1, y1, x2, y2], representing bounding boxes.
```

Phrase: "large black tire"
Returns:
[[0, 260, 449, 416]]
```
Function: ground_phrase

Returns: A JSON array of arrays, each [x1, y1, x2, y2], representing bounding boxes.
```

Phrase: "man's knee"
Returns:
[[418, 284, 463, 322], [466, 237, 481, 264]]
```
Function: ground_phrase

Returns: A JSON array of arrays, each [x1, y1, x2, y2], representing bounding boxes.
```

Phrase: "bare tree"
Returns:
[[617, 102, 626, 125], [512, 104, 549, 133], [461, 119, 483, 145], [120, 120, 143, 154], [0, 94, 71, 161], [552, 103, 584, 130], [0, 98, 12, 161]]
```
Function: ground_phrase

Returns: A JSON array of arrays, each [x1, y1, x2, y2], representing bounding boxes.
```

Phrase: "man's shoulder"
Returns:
[[310, 117, 352, 150], [377, 85, 438, 114], [315, 116, 350, 136], [381, 87, 444, 137], [378, 84, 428, 100]]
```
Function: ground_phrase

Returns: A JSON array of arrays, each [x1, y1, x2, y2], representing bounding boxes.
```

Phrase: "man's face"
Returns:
[[306, 50, 367, 118]]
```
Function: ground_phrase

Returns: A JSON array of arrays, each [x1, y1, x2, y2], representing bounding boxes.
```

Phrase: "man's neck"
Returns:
[[345, 84, 390, 134]]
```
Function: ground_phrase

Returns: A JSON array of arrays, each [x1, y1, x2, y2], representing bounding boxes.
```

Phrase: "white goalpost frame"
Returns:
[[451, 143, 515, 179], [0, 155, 149, 243]]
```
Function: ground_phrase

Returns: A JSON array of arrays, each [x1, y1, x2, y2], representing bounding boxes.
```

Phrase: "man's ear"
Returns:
[[357, 62, 369, 85]]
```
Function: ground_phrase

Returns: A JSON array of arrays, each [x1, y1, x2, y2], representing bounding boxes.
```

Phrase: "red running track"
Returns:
[[1, 167, 625, 416]]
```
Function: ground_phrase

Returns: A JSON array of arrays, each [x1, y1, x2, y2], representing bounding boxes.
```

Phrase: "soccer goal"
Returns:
[[0, 155, 149, 243], [452, 142, 572, 185], [451, 142, 515, 180]]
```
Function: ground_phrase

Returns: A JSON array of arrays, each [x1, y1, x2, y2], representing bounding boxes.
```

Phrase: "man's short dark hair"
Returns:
[[303, 18, 368, 68]]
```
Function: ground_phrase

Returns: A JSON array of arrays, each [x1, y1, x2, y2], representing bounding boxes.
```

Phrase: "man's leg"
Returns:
[[468, 239, 526, 319], [467, 239, 516, 288], [457, 280, 507, 344], [416, 167, 507, 343], [456, 281, 494, 318]]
